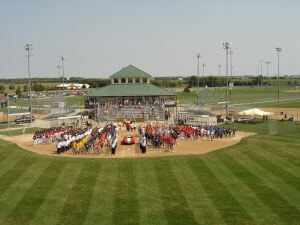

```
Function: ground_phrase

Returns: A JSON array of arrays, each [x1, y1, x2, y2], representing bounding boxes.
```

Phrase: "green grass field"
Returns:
[[0, 127, 41, 136], [178, 86, 300, 107], [10, 95, 85, 108], [0, 121, 300, 224]]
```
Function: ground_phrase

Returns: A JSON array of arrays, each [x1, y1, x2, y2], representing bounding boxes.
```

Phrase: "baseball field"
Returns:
[[0, 120, 300, 225]]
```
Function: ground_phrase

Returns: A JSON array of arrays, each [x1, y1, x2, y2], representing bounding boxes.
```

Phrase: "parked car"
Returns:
[[15, 116, 35, 124]]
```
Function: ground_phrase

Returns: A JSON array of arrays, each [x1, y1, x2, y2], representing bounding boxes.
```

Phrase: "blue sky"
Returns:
[[0, 0, 299, 78]]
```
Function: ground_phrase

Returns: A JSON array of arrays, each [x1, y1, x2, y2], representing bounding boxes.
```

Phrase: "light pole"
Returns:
[[218, 64, 221, 88], [202, 63, 206, 105], [24, 44, 33, 124], [60, 56, 66, 104], [260, 59, 264, 86], [230, 50, 233, 81], [265, 61, 270, 85], [197, 53, 201, 106], [276, 48, 282, 104], [223, 41, 231, 118]]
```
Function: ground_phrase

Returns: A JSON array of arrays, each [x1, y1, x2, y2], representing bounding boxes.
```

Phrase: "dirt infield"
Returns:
[[0, 128, 254, 158]]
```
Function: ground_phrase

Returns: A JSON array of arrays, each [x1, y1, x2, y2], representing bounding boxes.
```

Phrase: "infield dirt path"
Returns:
[[0, 128, 254, 158]]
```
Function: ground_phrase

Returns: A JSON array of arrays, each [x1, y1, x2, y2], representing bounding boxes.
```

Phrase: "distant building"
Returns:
[[56, 83, 90, 90]]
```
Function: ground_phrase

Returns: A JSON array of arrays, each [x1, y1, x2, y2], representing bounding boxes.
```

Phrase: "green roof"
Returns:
[[110, 65, 152, 79], [88, 83, 175, 97]]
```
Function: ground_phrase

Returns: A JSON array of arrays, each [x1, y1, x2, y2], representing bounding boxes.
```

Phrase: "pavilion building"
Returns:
[[85, 65, 177, 121]]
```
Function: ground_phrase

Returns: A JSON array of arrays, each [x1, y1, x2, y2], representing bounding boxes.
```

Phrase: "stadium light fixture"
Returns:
[[223, 41, 231, 118], [24, 43, 33, 124], [275, 48, 282, 104]]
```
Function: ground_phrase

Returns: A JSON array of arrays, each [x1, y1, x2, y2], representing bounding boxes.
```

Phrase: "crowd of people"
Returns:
[[32, 124, 120, 156], [32, 123, 236, 156], [138, 124, 236, 153]]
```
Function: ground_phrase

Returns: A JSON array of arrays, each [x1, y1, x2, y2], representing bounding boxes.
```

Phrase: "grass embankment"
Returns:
[[0, 121, 300, 224]]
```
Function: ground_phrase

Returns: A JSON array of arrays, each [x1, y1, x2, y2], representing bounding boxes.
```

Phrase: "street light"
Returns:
[[276, 47, 282, 104], [196, 53, 201, 106], [24, 43, 33, 124], [223, 41, 231, 118], [265, 61, 270, 85]]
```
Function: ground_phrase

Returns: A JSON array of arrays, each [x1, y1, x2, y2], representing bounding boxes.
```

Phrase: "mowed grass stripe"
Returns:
[[247, 142, 300, 178], [136, 161, 168, 225], [187, 157, 254, 225], [154, 160, 198, 225], [0, 159, 34, 197], [217, 151, 300, 224], [0, 162, 49, 223], [0, 156, 20, 177], [231, 149, 300, 211], [29, 162, 83, 225], [2, 161, 66, 225], [0, 148, 13, 163], [171, 159, 225, 225], [242, 146, 300, 193], [204, 154, 280, 225], [112, 161, 139, 225], [56, 162, 101, 225], [255, 140, 300, 168], [83, 161, 118, 225]]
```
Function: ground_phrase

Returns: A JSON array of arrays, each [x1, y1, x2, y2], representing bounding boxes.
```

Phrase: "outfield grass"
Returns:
[[10, 96, 84, 108], [252, 99, 300, 108], [0, 127, 41, 136], [0, 122, 21, 130], [0, 121, 300, 224], [178, 86, 300, 107]]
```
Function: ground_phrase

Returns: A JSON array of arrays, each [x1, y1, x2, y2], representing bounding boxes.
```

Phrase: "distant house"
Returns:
[[56, 83, 90, 90], [0, 94, 8, 108]]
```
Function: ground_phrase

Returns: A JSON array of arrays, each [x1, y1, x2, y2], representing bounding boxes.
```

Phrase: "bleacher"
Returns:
[[96, 105, 165, 122]]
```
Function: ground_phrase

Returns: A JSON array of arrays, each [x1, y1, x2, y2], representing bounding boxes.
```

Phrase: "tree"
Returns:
[[16, 86, 22, 97], [9, 85, 15, 90], [0, 85, 5, 94], [23, 84, 28, 93], [32, 83, 39, 92], [183, 86, 190, 93], [82, 84, 86, 89]]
